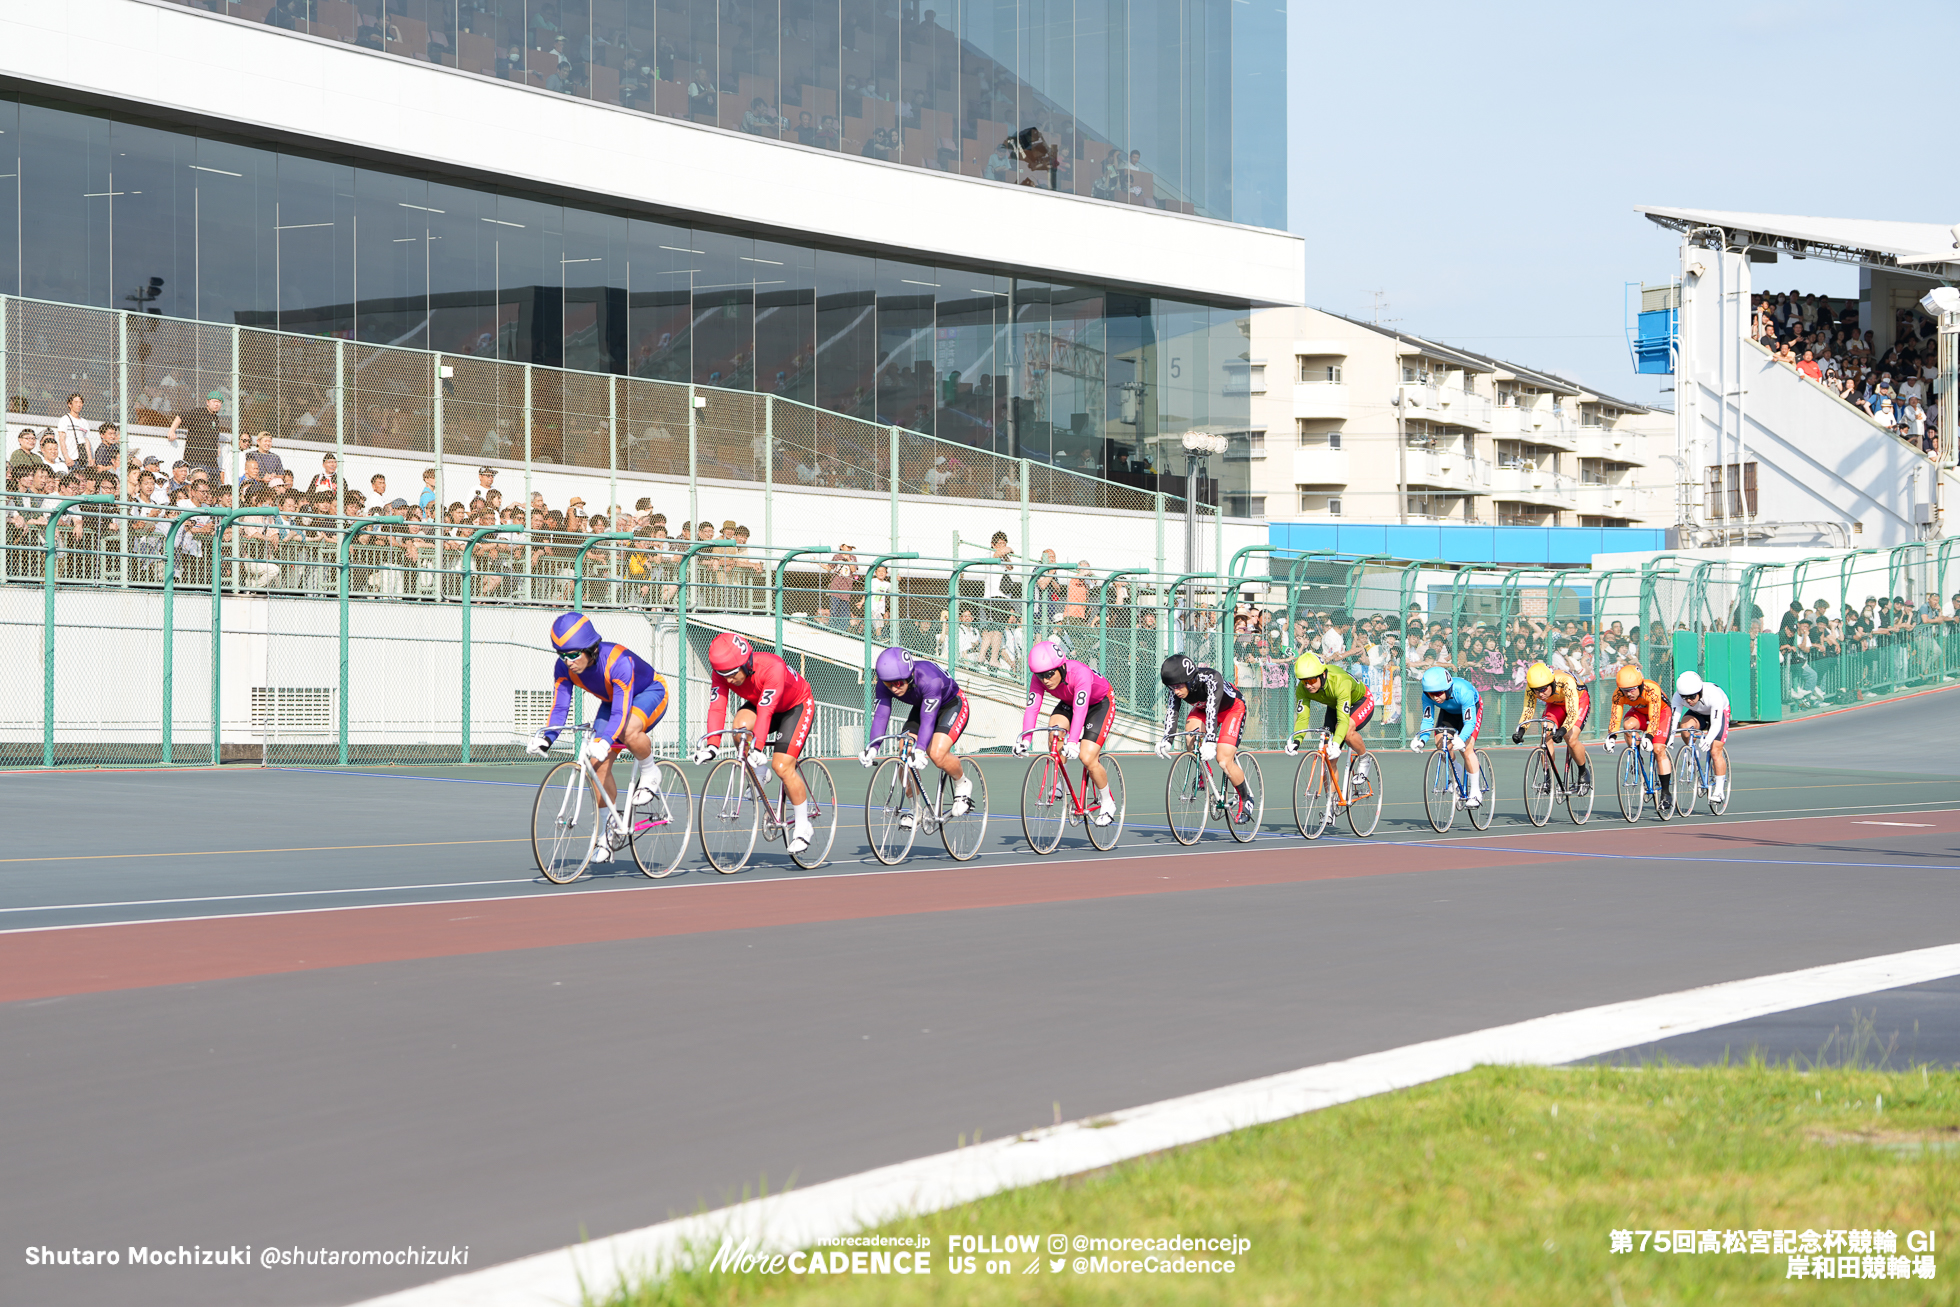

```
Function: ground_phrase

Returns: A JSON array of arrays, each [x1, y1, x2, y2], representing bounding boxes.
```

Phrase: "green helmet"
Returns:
[[1293, 652, 1325, 680]]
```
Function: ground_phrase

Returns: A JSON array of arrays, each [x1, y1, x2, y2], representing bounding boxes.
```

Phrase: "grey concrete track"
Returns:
[[1581, 974, 1960, 1069], [5, 697, 1960, 1306]]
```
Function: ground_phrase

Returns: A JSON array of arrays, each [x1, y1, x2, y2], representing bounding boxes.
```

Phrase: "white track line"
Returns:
[[352, 941, 1960, 1307]]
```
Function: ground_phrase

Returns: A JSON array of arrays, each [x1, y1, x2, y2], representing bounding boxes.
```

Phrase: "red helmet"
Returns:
[[708, 632, 755, 676]]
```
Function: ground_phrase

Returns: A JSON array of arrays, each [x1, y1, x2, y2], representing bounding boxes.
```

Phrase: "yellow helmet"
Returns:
[[1616, 663, 1644, 691], [1525, 661, 1554, 690], [1293, 652, 1326, 680]]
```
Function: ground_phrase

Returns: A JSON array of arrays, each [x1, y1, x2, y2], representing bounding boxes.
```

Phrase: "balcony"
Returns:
[[1489, 465, 1578, 507], [1572, 482, 1637, 516], [1291, 446, 1350, 484], [1494, 404, 1579, 451], [1404, 447, 1491, 494], [1293, 382, 1349, 421], [1574, 425, 1647, 466]]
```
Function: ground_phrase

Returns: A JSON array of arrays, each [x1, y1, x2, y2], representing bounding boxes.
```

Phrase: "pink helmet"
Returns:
[[1028, 641, 1065, 674]]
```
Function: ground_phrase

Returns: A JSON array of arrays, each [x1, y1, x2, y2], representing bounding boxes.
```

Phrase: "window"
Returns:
[[1705, 462, 1758, 518], [1247, 364, 1265, 394], [1296, 490, 1341, 515], [1246, 429, 1266, 458], [1297, 355, 1342, 383], [1226, 494, 1265, 517], [1296, 420, 1341, 448]]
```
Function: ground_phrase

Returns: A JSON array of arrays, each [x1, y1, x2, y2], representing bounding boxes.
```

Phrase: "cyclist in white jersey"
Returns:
[[1669, 671, 1732, 804]]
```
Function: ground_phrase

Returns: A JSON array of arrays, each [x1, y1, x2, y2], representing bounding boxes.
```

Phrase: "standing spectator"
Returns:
[[170, 390, 230, 473], [9, 428, 46, 475], [55, 393, 93, 466], [92, 422, 122, 468], [865, 562, 894, 640], [978, 531, 1015, 671], [251, 432, 284, 479], [826, 542, 860, 628], [309, 453, 343, 495]]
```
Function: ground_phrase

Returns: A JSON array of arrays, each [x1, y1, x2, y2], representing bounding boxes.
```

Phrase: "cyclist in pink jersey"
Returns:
[[1013, 641, 1118, 826]]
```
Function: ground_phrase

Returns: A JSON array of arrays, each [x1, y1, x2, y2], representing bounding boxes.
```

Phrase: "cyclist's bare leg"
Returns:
[[1653, 732, 1672, 776], [925, 732, 964, 782], [1080, 738, 1108, 792], [771, 751, 809, 806], [1218, 740, 1246, 788], [1711, 737, 1728, 778]]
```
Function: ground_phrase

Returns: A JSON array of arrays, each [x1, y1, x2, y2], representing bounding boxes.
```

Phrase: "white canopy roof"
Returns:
[[1637, 206, 1959, 272]]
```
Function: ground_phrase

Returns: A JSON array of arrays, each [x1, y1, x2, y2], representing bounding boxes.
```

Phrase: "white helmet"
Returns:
[[1675, 670, 1704, 697]]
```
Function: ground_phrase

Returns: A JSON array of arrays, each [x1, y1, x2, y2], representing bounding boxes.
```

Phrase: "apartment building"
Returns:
[[1234, 307, 1670, 527]]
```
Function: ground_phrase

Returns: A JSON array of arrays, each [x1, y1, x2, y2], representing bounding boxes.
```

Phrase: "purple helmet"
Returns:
[[1028, 641, 1065, 674], [874, 647, 914, 682]]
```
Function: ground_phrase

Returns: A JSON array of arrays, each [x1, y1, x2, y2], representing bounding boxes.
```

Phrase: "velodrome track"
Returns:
[[5, 686, 1960, 1306]]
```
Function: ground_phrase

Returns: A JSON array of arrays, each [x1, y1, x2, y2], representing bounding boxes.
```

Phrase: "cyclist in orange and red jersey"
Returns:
[[1604, 662, 1674, 811], [1513, 660, 1594, 795], [693, 632, 819, 853]]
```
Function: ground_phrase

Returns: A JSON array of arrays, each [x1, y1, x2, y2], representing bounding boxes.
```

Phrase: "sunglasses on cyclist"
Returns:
[[882, 678, 912, 693]]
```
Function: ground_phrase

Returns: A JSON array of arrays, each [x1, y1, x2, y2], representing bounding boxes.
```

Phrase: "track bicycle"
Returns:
[[1670, 726, 1732, 817], [1018, 727, 1127, 855], [530, 726, 695, 884], [1418, 726, 1493, 834], [1610, 728, 1675, 824], [1164, 734, 1265, 845], [863, 732, 990, 865], [1290, 727, 1384, 840], [696, 727, 840, 873], [1520, 716, 1594, 827]]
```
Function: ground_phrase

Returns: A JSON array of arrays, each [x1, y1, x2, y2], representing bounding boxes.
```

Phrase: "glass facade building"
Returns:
[[155, 0, 1285, 229], [0, 92, 1252, 501]]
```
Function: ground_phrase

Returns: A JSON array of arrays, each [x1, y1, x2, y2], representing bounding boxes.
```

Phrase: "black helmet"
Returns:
[[1160, 654, 1197, 688]]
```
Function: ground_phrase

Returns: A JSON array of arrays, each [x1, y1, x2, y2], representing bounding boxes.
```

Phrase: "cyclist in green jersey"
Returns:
[[1283, 652, 1378, 796]]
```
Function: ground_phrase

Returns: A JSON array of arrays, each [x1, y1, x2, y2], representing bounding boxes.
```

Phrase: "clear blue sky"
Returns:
[[1286, 0, 1960, 407]]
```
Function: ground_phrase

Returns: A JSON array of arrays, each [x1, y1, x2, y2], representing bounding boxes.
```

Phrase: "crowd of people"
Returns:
[[1752, 292, 1942, 457]]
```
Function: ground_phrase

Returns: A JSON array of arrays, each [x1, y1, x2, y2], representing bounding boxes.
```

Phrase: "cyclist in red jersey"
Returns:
[[694, 632, 819, 853]]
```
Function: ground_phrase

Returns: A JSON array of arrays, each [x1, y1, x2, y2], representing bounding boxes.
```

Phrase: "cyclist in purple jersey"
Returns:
[[1013, 641, 1117, 826], [859, 649, 975, 818]]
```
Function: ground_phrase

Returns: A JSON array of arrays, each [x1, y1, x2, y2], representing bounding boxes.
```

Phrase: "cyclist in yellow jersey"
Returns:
[[1284, 652, 1377, 796], [1512, 661, 1593, 795]]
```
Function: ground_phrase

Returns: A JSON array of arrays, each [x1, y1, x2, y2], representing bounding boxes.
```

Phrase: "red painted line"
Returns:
[[5, 808, 1953, 1005]]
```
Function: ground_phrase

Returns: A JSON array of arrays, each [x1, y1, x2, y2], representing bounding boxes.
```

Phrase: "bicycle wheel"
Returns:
[[1467, 749, 1495, 830], [532, 759, 597, 885], [1710, 760, 1733, 816], [1346, 752, 1384, 838], [1087, 755, 1126, 850], [630, 760, 695, 879], [1294, 754, 1336, 840], [1165, 751, 1208, 845], [938, 758, 989, 862], [789, 758, 840, 868], [699, 757, 761, 873], [1225, 750, 1266, 843], [1522, 748, 1554, 827], [1564, 754, 1596, 826], [1422, 750, 1456, 833], [865, 757, 918, 866], [1615, 748, 1643, 823], [1653, 754, 1676, 823], [1021, 754, 1067, 855], [1669, 744, 1697, 817]]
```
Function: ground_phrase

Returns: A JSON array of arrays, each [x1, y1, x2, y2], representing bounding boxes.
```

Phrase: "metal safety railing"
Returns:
[[11, 520, 1959, 768]]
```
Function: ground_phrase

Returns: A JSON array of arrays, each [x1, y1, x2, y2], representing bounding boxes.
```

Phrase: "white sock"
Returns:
[[793, 800, 811, 824], [954, 776, 972, 796]]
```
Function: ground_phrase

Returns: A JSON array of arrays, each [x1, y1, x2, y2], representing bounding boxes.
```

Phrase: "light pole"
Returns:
[[1180, 431, 1229, 574]]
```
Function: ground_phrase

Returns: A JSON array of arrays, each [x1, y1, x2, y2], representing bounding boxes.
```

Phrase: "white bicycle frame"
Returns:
[[550, 725, 652, 853]]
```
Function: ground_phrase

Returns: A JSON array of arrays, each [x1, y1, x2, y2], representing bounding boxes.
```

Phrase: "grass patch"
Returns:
[[603, 1062, 1960, 1306]]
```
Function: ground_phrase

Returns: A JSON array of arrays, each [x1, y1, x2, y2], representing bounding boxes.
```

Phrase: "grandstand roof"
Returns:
[[1637, 206, 1959, 274]]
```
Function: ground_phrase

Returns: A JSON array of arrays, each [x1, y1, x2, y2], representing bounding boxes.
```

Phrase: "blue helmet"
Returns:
[[875, 647, 915, 682], [550, 611, 601, 657], [1420, 666, 1451, 694]]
